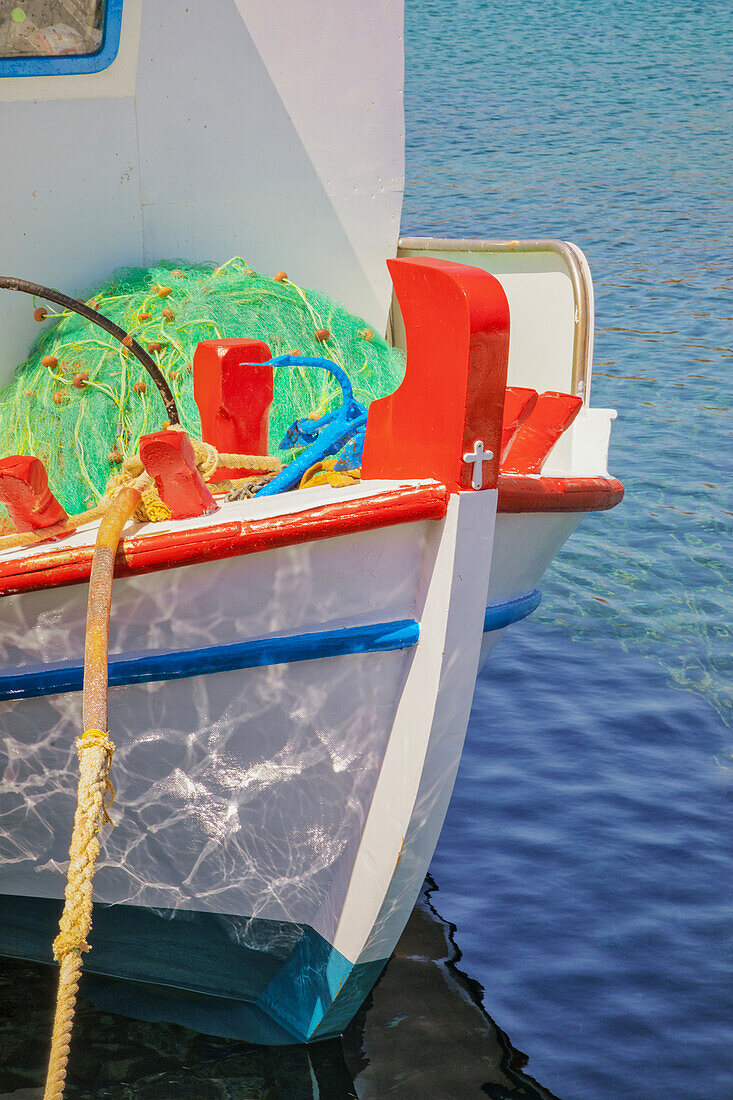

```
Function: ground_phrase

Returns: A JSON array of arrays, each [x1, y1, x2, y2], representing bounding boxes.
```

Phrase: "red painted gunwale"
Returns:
[[0, 473, 624, 598], [498, 473, 624, 513], [0, 483, 448, 598]]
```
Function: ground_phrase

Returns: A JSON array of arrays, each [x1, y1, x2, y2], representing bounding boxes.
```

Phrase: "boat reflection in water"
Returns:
[[0, 877, 558, 1100]]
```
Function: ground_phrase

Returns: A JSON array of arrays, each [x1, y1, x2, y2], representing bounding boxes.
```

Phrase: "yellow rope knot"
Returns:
[[50, 728, 116, 970], [76, 727, 116, 825], [52, 927, 90, 963], [135, 486, 172, 523]]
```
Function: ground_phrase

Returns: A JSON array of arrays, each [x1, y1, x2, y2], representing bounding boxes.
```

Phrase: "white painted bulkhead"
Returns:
[[0, 0, 405, 385]]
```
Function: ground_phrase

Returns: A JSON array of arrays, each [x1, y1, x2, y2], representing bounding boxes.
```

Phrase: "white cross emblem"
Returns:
[[463, 439, 493, 490]]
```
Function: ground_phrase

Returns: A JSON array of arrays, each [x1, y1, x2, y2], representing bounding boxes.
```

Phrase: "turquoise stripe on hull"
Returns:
[[0, 894, 386, 1044], [0, 618, 419, 702]]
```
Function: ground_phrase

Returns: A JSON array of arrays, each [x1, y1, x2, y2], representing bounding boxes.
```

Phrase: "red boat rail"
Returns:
[[0, 482, 448, 598], [0, 257, 623, 598], [498, 473, 624, 512]]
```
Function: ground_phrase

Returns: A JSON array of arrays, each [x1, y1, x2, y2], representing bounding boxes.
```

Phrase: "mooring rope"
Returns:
[[37, 440, 281, 1097], [0, 440, 283, 553], [42, 485, 140, 1100]]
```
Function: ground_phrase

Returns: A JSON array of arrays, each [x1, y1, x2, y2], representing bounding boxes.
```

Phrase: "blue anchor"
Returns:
[[251, 355, 368, 497]]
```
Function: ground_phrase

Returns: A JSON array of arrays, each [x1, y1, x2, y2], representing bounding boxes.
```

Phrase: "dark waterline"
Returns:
[[0, 878, 560, 1099], [2, 1, 732, 1096]]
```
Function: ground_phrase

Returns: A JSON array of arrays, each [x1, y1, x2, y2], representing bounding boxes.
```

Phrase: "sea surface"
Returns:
[[404, 2, 733, 1098], [2, 1, 731, 1097]]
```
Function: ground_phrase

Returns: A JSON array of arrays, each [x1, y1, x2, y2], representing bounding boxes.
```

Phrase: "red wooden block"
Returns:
[[501, 386, 538, 463], [0, 455, 67, 533], [502, 391, 583, 474], [193, 338, 274, 480], [139, 430, 218, 520], [498, 473, 625, 513], [362, 257, 510, 492]]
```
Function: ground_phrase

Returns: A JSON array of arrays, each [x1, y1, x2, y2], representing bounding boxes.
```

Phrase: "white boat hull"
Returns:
[[0, 247, 621, 1042], [0, 482, 533, 1042]]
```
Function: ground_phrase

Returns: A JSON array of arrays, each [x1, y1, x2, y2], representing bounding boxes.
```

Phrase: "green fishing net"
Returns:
[[0, 257, 404, 518]]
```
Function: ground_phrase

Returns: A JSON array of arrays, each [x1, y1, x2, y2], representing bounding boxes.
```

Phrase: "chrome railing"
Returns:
[[396, 237, 593, 402]]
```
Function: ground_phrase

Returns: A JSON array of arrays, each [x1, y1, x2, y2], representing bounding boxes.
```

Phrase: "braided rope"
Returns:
[[215, 449, 282, 474], [42, 482, 139, 1100], [43, 729, 115, 1100], [0, 441, 282, 552]]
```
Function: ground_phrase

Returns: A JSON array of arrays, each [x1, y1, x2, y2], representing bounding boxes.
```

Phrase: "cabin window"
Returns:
[[0, 0, 122, 75]]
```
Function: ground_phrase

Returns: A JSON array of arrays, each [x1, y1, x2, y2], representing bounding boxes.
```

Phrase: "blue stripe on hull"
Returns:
[[483, 588, 542, 633], [0, 618, 419, 703]]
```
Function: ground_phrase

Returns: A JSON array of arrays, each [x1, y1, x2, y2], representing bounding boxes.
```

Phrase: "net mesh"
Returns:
[[0, 257, 404, 518]]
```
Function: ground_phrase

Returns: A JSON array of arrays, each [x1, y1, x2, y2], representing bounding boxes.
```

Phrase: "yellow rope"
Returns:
[[43, 734, 116, 1100], [0, 440, 282, 550], [299, 458, 361, 489], [214, 448, 282, 474], [43, 486, 140, 1100]]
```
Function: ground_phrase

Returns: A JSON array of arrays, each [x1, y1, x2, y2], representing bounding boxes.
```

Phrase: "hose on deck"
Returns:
[[43, 484, 143, 1100], [0, 275, 180, 426]]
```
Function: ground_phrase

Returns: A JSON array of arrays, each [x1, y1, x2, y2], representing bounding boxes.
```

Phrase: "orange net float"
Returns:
[[0, 274, 181, 429]]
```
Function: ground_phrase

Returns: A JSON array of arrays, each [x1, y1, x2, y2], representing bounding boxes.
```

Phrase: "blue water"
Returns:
[[2, 3, 731, 1097], [407, 1, 733, 1097]]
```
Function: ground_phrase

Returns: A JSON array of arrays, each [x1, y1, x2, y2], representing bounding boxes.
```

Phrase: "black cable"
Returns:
[[0, 275, 180, 426]]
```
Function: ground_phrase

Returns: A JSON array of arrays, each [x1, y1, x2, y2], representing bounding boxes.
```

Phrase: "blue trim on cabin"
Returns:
[[483, 588, 542, 633], [0, 618, 420, 702], [0, 1, 123, 78]]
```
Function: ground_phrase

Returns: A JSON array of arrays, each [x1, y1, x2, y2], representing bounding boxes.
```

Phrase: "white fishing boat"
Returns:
[[0, 0, 622, 1055]]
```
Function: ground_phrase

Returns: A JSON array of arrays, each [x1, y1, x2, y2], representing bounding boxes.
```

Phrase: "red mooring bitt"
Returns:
[[0, 455, 68, 533], [361, 256, 511, 493], [193, 338, 274, 481], [139, 430, 218, 520]]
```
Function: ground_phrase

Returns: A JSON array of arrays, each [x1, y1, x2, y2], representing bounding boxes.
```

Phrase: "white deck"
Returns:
[[0, 477, 434, 568]]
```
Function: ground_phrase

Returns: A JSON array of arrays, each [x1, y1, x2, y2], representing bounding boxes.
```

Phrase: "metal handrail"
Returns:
[[396, 237, 593, 401]]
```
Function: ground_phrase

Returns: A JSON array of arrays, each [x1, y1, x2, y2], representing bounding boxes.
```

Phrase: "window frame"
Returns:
[[0, 0, 123, 77]]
